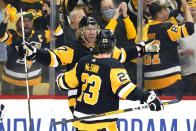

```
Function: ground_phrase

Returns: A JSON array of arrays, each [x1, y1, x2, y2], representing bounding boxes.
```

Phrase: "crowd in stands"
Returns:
[[0, 0, 196, 97]]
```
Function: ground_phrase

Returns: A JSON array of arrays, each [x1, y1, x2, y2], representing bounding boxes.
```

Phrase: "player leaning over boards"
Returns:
[[20, 16, 160, 112], [143, 0, 194, 100], [56, 29, 163, 131]]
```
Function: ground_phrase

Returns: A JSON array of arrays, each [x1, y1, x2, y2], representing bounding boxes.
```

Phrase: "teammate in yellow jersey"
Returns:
[[143, 0, 194, 100], [56, 29, 163, 131]]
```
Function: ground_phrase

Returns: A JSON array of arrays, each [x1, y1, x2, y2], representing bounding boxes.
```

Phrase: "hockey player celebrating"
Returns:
[[56, 29, 163, 131], [20, 16, 160, 113]]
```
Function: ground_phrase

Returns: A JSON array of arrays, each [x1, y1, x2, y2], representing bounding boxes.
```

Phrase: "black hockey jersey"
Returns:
[[143, 20, 194, 90], [44, 40, 138, 108], [57, 55, 145, 130], [0, 23, 50, 86], [47, 42, 138, 68]]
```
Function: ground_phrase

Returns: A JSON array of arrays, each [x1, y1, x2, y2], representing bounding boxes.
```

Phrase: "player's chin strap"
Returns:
[[51, 99, 180, 126], [20, 7, 32, 131]]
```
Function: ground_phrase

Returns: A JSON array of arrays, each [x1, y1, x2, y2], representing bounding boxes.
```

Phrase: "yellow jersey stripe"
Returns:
[[123, 16, 136, 40], [49, 51, 59, 67], [105, 18, 118, 32], [169, 17, 178, 25], [118, 82, 136, 99], [72, 121, 117, 131], [54, 25, 63, 36], [112, 47, 121, 60], [2, 73, 41, 86], [1, 32, 12, 45], [65, 0, 69, 12], [122, 84, 136, 99], [58, 74, 68, 90], [144, 74, 182, 90], [112, 81, 131, 94], [64, 64, 79, 88], [119, 48, 127, 63], [68, 98, 76, 107], [182, 24, 189, 37], [21, 0, 40, 3], [0, 33, 8, 42], [45, 30, 50, 43]]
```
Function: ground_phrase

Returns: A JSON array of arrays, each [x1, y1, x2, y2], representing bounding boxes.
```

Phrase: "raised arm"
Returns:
[[20, 45, 74, 67], [112, 40, 160, 63], [119, 2, 136, 40], [0, 9, 13, 45], [182, 0, 193, 23]]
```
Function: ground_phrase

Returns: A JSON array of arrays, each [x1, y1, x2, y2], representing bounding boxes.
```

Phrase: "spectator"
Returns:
[[0, 9, 62, 95], [63, 9, 85, 45], [56, 29, 163, 131], [143, 0, 194, 100], [60, 0, 95, 28], [33, 0, 61, 31], [178, 2, 196, 95], [96, 0, 136, 48], [96, 0, 137, 82]]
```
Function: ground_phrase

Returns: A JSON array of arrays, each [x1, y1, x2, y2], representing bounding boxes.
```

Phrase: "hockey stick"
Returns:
[[52, 104, 149, 126], [162, 98, 181, 106], [52, 99, 180, 126], [161, 84, 184, 106], [20, 7, 32, 131]]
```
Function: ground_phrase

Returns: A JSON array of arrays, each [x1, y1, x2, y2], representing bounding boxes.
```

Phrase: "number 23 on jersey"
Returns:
[[77, 69, 130, 105]]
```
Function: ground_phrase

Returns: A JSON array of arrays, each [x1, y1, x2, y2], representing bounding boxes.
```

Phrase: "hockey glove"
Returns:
[[23, 44, 37, 61], [136, 39, 160, 57], [143, 91, 163, 111]]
